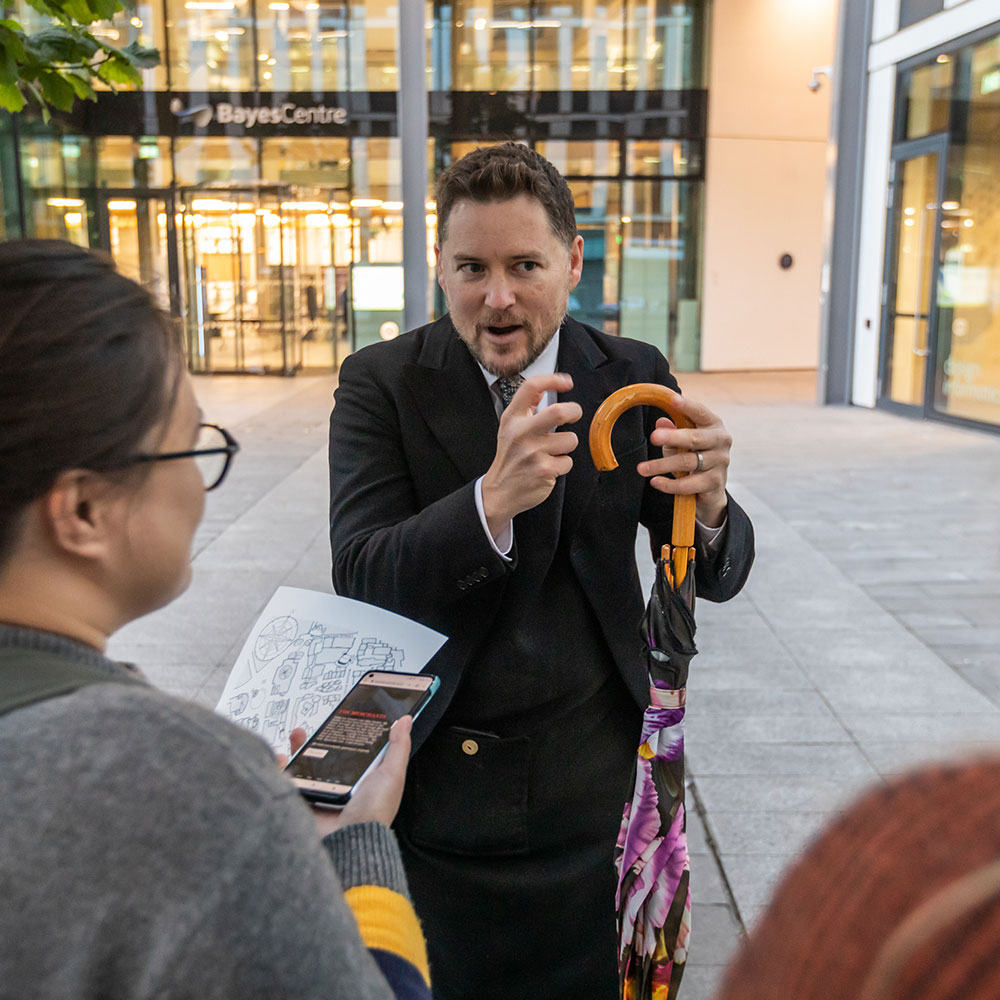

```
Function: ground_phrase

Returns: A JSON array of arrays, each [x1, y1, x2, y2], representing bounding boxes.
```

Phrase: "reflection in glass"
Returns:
[[625, 0, 708, 90], [901, 57, 953, 139], [261, 137, 351, 187], [349, 0, 399, 91], [933, 33, 1000, 424], [626, 139, 702, 177], [174, 137, 257, 185], [257, 1, 348, 91], [20, 136, 94, 245], [537, 140, 619, 177], [97, 137, 173, 188], [442, 1, 531, 91], [619, 178, 702, 368], [568, 179, 620, 335], [886, 152, 939, 406], [104, 196, 171, 307], [165, 0, 255, 91], [533, 1, 624, 91]]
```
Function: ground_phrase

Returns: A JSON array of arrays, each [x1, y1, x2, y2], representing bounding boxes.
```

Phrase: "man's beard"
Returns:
[[452, 305, 567, 378]]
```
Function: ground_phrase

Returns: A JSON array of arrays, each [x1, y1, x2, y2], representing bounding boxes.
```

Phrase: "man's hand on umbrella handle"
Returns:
[[637, 393, 731, 527], [481, 372, 582, 538], [282, 717, 413, 838]]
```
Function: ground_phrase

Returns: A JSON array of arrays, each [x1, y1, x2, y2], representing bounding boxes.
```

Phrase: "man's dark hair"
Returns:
[[434, 142, 578, 247], [0, 239, 182, 564]]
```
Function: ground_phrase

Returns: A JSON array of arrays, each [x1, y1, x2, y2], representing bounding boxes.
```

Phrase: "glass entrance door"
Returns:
[[177, 185, 344, 374], [98, 191, 177, 313], [879, 138, 947, 411]]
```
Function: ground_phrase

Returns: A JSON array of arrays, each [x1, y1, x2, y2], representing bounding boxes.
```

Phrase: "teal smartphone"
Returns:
[[285, 670, 439, 808]]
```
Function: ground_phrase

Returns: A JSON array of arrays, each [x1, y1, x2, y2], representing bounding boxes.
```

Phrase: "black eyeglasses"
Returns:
[[128, 422, 240, 491]]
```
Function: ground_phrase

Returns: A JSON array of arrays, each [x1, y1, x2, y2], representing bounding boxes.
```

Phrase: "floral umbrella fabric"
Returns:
[[615, 555, 697, 1000]]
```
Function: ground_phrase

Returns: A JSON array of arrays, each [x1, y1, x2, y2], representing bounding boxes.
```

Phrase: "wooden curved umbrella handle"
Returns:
[[589, 383, 697, 580]]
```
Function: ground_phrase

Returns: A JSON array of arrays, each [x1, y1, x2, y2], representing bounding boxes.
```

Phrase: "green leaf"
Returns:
[[0, 46, 18, 86], [64, 70, 96, 100], [0, 26, 27, 65], [121, 40, 159, 68], [24, 26, 86, 64], [0, 80, 26, 111], [96, 53, 140, 86], [38, 68, 77, 109]]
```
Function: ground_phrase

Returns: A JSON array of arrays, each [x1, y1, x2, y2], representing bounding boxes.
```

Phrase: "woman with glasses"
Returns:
[[0, 240, 431, 1000]]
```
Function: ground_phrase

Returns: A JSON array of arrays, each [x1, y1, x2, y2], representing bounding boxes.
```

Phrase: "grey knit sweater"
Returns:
[[0, 624, 421, 1000]]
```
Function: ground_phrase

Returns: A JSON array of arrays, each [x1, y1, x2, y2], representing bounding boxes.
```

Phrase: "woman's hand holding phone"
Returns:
[[284, 715, 413, 838]]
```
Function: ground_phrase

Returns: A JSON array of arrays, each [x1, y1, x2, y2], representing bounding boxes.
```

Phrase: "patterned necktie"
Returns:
[[495, 374, 524, 410]]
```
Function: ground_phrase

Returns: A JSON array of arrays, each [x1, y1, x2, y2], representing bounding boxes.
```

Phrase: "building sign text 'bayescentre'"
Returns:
[[215, 102, 348, 127]]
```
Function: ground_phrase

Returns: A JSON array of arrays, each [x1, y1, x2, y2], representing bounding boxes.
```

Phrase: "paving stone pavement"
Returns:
[[109, 369, 1000, 999]]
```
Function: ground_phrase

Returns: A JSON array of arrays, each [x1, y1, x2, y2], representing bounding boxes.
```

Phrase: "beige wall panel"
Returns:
[[701, 135, 828, 370], [708, 0, 837, 141]]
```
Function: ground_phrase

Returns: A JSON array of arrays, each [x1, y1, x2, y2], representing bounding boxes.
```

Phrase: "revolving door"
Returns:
[[178, 184, 349, 374]]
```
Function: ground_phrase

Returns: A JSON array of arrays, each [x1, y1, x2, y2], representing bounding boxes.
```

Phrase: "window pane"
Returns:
[[533, 1, 624, 92], [900, 58, 954, 140], [89, 1, 167, 91], [445, 1, 531, 91], [626, 139, 702, 177], [349, 0, 399, 91], [174, 137, 257, 185], [619, 178, 702, 368], [257, 1, 348, 91], [19, 136, 94, 246], [899, 0, 943, 30], [567, 179, 621, 336], [933, 32, 1000, 425], [536, 140, 619, 176], [625, 0, 709, 91], [165, 0, 255, 91], [96, 137, 173, 188]]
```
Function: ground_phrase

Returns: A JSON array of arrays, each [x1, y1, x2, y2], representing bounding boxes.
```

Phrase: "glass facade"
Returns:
[[1, 0, 709, 374], [881, 27, 1000, 429]]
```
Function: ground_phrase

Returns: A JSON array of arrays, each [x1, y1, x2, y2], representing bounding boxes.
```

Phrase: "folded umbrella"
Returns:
[[590, 383, 698, 1000]]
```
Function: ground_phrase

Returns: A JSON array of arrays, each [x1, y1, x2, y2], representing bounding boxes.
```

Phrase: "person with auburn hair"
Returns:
[[714, 758, 1000, 1000], [0, 239, 431, 1000]]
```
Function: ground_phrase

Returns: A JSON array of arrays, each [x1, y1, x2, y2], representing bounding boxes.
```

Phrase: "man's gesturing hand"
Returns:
[[637, 392, 732, 528], [481, 372, 582, 539]]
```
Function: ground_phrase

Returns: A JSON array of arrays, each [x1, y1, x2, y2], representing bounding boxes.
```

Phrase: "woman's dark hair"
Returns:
[[434, 141, 578, 248], [0, 239, 182, 564]]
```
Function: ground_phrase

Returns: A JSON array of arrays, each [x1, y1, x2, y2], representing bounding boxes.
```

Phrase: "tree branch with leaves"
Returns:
[[0, 0, 159, 119]]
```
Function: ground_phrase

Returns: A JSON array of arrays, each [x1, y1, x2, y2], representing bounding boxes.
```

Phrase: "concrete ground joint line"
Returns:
[[687, 776, 747, 938], [193, 445, 329, 567]]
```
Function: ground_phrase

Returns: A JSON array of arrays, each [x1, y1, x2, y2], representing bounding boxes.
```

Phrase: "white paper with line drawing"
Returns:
[[215, 586, 447, 756]]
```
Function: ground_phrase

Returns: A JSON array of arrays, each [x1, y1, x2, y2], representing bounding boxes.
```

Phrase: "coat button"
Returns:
[[461, 739, 479, 756], [457, 580, 467, 590]]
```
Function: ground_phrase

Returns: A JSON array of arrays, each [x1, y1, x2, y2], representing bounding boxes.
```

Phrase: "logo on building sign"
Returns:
[[216, 102, 348, 127]]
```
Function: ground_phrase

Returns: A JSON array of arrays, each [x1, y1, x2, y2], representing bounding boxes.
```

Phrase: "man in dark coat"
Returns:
[[328, 142, 754, 1000]]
